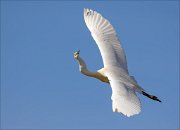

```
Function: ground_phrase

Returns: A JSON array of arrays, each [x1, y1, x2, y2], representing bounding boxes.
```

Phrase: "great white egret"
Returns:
[[74, 8, 161, 117]]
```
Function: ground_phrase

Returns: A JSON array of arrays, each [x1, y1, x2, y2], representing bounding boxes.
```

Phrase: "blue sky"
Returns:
[[1, 1, 179, 129]]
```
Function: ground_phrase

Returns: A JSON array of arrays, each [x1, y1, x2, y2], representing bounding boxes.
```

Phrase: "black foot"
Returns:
[[142, 91, 161, 102]]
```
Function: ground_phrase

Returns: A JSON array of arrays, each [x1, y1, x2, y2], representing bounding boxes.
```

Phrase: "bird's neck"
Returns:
[[76, 56, 98, 77]]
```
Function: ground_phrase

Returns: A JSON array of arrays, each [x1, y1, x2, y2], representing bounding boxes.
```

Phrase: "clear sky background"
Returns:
[[1, 1, 179, 129]]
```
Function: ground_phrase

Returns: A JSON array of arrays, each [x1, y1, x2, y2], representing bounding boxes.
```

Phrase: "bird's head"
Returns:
[[74, 50, 80, 59]]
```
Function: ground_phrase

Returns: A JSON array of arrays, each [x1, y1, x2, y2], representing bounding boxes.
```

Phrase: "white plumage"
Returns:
[[74, 8, 161, 117], [84, 8, 142, 116], [84, 9, 128, 73]]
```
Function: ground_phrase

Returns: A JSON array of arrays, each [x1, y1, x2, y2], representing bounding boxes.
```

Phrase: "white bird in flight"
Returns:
[[74, 8, 161, 117]]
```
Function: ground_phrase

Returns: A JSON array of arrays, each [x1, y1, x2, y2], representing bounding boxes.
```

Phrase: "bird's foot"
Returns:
[[150, 95, 162, 102], [142, 91, 161, 102]]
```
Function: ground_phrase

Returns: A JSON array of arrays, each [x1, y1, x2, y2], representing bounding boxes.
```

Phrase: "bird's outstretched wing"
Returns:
[[104, 66, 141, 116], [84, 8, 142, 116], [84, 8, 128, 73], [109, 77, 141, 117]]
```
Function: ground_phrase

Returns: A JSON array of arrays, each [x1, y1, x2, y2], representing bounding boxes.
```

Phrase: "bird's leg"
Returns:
[[142, 91, 161, 102]]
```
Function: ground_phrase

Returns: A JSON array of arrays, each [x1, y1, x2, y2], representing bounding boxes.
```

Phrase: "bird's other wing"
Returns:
[[110, 79, 141, 117], [105, 66, 142, 117], [84, 8, 128, 73]]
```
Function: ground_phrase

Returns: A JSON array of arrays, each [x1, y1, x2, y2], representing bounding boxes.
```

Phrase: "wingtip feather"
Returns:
[[110, 80, 141, 117]]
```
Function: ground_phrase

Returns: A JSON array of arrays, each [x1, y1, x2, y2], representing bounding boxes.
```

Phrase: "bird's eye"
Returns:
[[86, 11, 91, 16]]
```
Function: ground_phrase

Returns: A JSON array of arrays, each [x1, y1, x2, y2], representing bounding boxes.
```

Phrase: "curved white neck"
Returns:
[[76, 56, 98, 77]]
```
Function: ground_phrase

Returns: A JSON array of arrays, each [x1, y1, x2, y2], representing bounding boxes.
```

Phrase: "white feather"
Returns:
[[84, 8, 128, 73], [110, 80, 141, 117], [83, 8, 146, 117]]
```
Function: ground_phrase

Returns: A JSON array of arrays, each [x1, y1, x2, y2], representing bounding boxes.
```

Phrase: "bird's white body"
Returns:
[[74, 8, 161, 117]]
